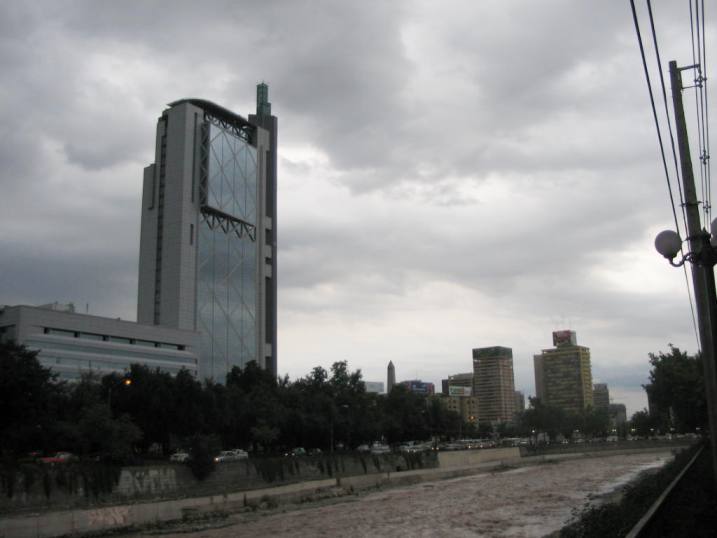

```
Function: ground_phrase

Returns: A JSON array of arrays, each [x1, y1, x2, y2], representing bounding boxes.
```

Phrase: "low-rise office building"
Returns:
[[364, 381, 385, 394], [441, 394, 479, 424], [0, 303, 200, 380]]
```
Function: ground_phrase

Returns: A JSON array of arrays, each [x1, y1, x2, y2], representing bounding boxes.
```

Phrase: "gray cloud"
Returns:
[[0, 0, 708, 398]]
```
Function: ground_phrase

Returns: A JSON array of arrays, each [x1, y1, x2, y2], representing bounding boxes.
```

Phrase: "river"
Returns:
[[127, 451, 673, 538]]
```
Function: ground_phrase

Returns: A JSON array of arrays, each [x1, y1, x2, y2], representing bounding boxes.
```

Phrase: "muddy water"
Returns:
[[137, 451, 673, 538]]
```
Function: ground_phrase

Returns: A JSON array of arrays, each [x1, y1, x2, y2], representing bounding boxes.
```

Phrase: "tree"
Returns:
[[0, 342, 64, 457], [520, 398, 566, 440], [630, 409, 659, 437], [106, 364, 175, 453], [643, 345, 707, 432]]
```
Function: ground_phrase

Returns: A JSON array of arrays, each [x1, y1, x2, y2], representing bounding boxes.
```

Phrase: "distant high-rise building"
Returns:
[[137, 86, 278, 382], [441, 372, 474, 396], [593, 383, 610, 413], [472, 346, 516, 423], [387, 361, 396, 393], [534, 330, 593, 414], [400, 379, 435, 396], [514, 390, 526, 413], [609, 403, 627, 427]]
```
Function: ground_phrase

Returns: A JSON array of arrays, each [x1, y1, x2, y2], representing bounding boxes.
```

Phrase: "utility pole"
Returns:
[[669, 60, 717, 484]]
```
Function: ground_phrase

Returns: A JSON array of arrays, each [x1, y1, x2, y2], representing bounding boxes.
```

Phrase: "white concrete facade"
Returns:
[[0, 304, 200, 379]]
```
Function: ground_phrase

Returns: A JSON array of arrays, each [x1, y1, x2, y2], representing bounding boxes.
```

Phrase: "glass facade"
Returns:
[[198, 120, 258, 381]]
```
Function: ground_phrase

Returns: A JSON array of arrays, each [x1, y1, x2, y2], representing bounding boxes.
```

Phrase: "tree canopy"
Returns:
[[643, 345, 706, 433]]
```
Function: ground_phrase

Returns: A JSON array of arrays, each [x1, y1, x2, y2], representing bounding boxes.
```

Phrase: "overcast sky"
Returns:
[[1, 1, 713, 416]]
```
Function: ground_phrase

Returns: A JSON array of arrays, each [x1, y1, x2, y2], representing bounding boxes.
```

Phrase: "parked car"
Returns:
[[357, 444, 371, 453], [214, 449, 249, 463], [369, 443, 391, 455], [170, 451, 190, 463], [284, 447, 307, 457], [40, 452, 76, 464]]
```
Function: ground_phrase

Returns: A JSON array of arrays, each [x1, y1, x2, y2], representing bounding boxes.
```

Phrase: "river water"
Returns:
[[134, 451, 673, 538]]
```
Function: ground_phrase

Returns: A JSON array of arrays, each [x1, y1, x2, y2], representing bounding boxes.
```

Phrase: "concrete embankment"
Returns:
[[0, 444, 690, 538]]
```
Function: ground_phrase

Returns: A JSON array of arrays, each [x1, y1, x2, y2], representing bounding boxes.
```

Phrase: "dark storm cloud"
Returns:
[[1, 243, 137, 320], [0, 0, 706, 390]]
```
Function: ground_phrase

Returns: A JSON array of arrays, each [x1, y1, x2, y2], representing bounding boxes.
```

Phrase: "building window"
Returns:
[[46, 328, 77, 338], [190, 223, 194, 245], [79, 333, 104, 341]]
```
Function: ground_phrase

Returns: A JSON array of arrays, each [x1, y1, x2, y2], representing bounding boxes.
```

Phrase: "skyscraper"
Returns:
[[137, 85, 277, 381], [387, 360, 396, 393], [593, 383, 610, 413], [534, 330, 593, 414], [472, 346, 516, 424]]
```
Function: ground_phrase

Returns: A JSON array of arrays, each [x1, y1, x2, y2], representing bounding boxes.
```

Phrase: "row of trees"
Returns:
[[517, 399, 611, 440], [0, 342, 467, 461], [2, 341, 707, 463]]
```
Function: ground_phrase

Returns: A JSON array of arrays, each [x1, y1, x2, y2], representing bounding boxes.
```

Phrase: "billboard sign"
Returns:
[[448, 385, 472, 397], [552, 330, 576, 347]]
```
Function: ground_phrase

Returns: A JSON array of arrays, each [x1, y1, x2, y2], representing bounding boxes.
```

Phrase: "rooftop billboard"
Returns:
[[552, 330, 577, 347], [448, 385, 472, 397]]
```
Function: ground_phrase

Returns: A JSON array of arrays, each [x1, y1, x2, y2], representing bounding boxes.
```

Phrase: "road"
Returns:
[[125, 451, 673, 538]]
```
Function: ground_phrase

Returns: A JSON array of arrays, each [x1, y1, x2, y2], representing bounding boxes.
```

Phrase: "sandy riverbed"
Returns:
[[126, 451, 673, 538]]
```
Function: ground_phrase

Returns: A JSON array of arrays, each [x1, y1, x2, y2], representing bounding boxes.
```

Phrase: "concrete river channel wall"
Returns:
[[0, 444, 688, 538]]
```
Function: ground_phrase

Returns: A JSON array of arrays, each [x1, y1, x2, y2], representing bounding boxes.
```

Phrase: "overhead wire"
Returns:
[[689, 0, 706, 225], [702, 0, 712, 222], [636, 0, 701, 351], [647, 0, 689, 238], [691, 0, 710, 226], [700, 0, 712, 228], [632, 0, 684, 235]]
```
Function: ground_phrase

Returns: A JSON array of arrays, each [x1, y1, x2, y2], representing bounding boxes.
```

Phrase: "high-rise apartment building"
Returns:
[[387, 361, 396, 393], [472, 346, 516, 424], [593, 383, 610, 413], [534, 330, 593, 414], [137, 85, 277, 381], [514, 390, 526, 413]]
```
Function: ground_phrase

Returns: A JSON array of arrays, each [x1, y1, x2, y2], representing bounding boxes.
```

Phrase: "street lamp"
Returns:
[[655, 221, 717, 484]]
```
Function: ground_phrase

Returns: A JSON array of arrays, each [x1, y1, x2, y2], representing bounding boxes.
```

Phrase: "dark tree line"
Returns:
[[0, 342, 466, 462], [635, 345, 707, 435], [516, 398, 611, 440]]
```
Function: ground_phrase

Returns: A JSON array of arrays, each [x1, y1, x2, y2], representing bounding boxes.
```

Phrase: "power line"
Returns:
[[634, 0, 701, 351], [703, 0, 712, 223], [647, 0, 689, 238], [632, 0, 683, 236], [690, 0, 710, 225]]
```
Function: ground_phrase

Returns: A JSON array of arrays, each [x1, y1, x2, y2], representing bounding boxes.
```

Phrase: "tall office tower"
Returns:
[[592, 383, 610, 413], [533, 330, 593, 414], [514, 390, 526, 413], [472, 346, 517, 424], [137, 85, 278, 381], [387, 361, 396, 393]]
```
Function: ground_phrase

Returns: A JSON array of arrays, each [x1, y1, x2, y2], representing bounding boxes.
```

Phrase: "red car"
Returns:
[[40, 452, 76, 464]]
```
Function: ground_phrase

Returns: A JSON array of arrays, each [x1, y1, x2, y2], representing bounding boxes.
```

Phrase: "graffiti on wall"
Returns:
[[87, 506, 129, 527], [117, 468, 178, 496]]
